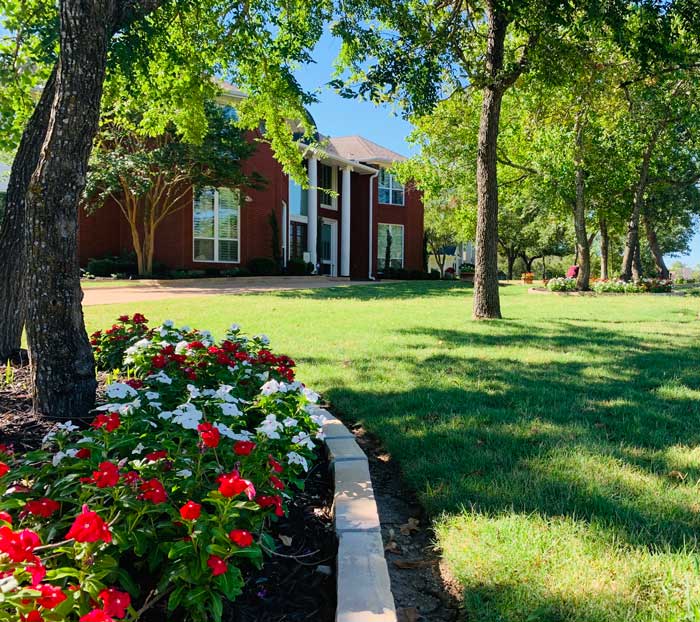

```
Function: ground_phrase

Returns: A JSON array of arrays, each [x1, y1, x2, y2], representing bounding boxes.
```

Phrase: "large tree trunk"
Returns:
[[0, 66, 58, 361], [643, 214, 669, 278], [473, 8, 508, 319], [506, 251, 516, 280], [573, 112, 590, 290], [632, 239, 642, 281], [24, 0, 117, 419], [620, 125, 663, 281], [599, 218, 609, 280]]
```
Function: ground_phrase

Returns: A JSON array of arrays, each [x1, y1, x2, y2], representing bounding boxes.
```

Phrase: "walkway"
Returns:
[[82, 276, 379, 306]]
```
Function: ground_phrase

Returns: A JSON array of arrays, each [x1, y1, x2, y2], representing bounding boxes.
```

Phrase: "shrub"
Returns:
[[641, 278, 673, 293], [247, 257, 278, 276], [87, 255, 138, 277], [0, 317, 324, 622], [286, 258, 311, 276], [547, 277, 577, 292], [221, 268, 251, 278], [591, 279, 644, 293], [460, 263, 475, 274]]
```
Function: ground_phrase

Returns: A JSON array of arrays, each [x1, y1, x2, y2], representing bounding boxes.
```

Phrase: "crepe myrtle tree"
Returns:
[[332, 0, 639, 318], [84, 103, 263, 276], [0, 0, 329, 419]]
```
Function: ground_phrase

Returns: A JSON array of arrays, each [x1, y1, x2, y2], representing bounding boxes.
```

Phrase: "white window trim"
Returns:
[[378, 170, 405, 207], [319, 164, 338, 211], [377, 223, 404, 269], [192, 187, 241, 264], [290, 214, 308, 224]]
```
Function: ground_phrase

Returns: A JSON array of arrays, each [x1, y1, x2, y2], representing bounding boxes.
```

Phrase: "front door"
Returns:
[[319, 219, 337, 276]]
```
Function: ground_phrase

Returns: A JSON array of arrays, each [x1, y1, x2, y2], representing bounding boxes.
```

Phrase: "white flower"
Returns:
[[175, 340, 189, 354], [52, 448, 78, 467], [158, 411, 173, 421], [260, 379, 286, 396], [309, 411, 328, 427], [219, 402, 243, 417], [170, 403, 202, 430], [302, 387, 320, 403], [187, 384, 202, 399], [124, 338, 151, 356], [213, 422, 236, 439], [76, 437, 92, 444], [105, 382, 138, 400], [316, 430, 326, 440], [257, 414, 283, 439], [283, 417, 298, 428], [257, 372, 269, 382], [255, 334, 270, 345], [0, 575, 19, 593], [176, 469, 193, 478], [215, 385, 238, 402], [57, 420, 79, 433], [148, 371, 173, 385], [229, 323, 241, 332], [292, 433, 316, 451], [181, 325, 191, 332], [163, 319, 175, 328], [230, 430, 255, 441], [145, 391, 160, 401], [132, 443, 145, 455], [287, 451, 309, 472]]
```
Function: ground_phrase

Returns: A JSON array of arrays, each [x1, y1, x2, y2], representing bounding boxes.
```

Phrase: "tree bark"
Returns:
[[643, 214, 669, 278], [24, 0, 118, 419], [632, 238, 642, 281], [573, 111, 590, 290], [473, 8, 509, 319], [599, 218, 609, 280], [620, 125, 663, 281], [0, 65, 58, 361], [507, 252, 516, 280]]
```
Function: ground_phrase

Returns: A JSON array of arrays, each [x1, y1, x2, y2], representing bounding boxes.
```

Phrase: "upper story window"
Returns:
[[193, 187, 240, 263], [289, 177, 308, 218], [318, 163, 336, 208], [378, 169, 404, 206]]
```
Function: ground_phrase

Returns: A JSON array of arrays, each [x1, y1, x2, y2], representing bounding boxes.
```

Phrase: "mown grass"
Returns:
[[83, 282, 700, 621]]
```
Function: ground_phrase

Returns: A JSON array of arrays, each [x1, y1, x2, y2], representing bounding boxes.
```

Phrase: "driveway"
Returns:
[[82, 276, 379, 306]]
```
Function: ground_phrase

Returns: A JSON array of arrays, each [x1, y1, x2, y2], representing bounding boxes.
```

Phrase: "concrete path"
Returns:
[[82, 276, 379, 306]]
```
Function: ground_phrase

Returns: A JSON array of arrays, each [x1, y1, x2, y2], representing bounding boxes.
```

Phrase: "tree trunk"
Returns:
[[643, 214, 669, 278], [24, 0, 117, 419], [632, 239, 642, 281], [542, 256, 546, 280], [473, 8, 508, 320], [599, 218, 609, 280], [620, 125, 663, 281], [506, 252, 516, 280], [0, 65, 58, 361], [573, 112, 590, 291]]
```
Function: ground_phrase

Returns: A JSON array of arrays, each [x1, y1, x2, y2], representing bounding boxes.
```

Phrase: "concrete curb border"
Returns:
[[309, 405, 397, 622]]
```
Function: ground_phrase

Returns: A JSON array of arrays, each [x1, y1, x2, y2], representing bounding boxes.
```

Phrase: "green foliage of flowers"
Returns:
[[547, 277, 577, 292], [0, 316, 325, 622], [590, 279, 673, 294]]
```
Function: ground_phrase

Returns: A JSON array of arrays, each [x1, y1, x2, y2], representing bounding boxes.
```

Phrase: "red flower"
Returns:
[[25, 498, 60, 518], [0, 511, 11, 524], [65, 505, 112, 543], [197, 422, 220, 448], [80, 610, 113, 622], [98, 588, 131, 618], [179, 501, 201, 521], [233, 440, 256, 456], [132, 313, 147, 324], [92, 412, 120, 432], [118, 315, 130, 322], [229, 529, 253, 547], [0, 525, 41, 562], [124, 378, 143, 390], [269, 475, 285, 491], [183, 368, 197, 381], [37, 584, 67, 609], [27, 561, 46, 586], [207, 555, 228, 576], [0, 461, 9, 477], [138, 479, 167, 504], [92, 462, 120, 488], [257, 494, 284, 517], [20, 611, 43, 622], [151, 354, 167, 369], [217, 471, 256, 500], [161, 344, 175, 355], [187, 341, 205, 350], [76, 448, 91, 459], [122, 471, 140, 485], [145, 450, 168, 462], [268, 455, 283, 473]]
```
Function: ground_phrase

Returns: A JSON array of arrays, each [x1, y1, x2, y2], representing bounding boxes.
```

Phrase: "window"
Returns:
[[318, 163, 335, 208], [290, 221, 307, 260], [193, 187, 240, 263], [377, 223, 404, 270], [289, 177, 308, 218], [378, 169, 404, 206]]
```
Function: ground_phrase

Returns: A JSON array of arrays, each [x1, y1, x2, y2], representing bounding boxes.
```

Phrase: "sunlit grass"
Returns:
[[83, 282, 700, 621]]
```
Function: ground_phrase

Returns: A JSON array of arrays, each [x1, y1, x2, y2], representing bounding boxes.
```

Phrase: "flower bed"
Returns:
[[591, 278, 672, 294], [546, 277, 577, 292], [0, 315, 326, 622]]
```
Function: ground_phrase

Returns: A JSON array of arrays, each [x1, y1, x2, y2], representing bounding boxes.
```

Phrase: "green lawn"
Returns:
[[83, 282, 700, 621]]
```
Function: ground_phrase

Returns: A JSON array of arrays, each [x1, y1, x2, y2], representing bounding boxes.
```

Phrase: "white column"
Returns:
[[341, 166, 352, 277], [307, 156, 318, 269]]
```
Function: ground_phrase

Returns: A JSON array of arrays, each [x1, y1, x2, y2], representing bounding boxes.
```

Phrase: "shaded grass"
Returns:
[[83, 282, 700, 621]]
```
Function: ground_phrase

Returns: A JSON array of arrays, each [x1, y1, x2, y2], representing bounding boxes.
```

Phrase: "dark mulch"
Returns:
[[0, 362, 336, 622]]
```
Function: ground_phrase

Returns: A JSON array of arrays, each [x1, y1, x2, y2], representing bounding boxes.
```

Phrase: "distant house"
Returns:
[[78, 87, 424, 279], [427, 241, 476, 274]]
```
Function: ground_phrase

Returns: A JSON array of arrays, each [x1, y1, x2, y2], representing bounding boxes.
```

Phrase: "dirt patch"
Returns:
[[335, 415, 462, 621]]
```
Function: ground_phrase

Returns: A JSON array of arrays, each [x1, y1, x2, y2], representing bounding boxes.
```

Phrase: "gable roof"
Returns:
[[325, 135, 406, 165]]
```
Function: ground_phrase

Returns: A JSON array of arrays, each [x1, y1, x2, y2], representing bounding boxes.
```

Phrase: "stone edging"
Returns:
[[309, 405, 397, 622]]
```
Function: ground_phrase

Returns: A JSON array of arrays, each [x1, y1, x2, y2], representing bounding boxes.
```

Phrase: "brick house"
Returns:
[[78, 89, 424, 279]]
